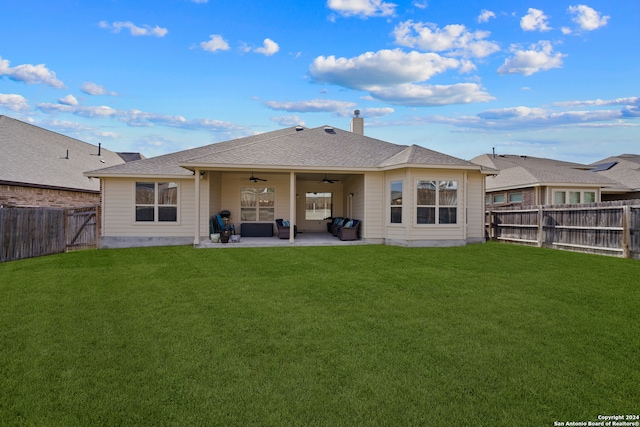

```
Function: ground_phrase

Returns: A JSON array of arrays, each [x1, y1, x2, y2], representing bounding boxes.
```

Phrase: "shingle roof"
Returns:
[[471, 153, 617, 190], [0, 115, 125, 192], [591, 154, 640, 191], [88, 125, 483, 177]]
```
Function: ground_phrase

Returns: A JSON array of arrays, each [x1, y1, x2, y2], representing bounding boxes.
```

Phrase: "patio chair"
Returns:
[[275, 219, 297, 239], [212, 213, 235, 235], [338, 219, 360, 241], [331, 217, 350, 236]]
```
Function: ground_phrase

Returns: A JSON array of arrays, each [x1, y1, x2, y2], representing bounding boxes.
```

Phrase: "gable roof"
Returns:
[[470, 153, 617, 191], [87, 125, 486, 178], [0, 115, 126, 192], [591, 154, 640, 192]]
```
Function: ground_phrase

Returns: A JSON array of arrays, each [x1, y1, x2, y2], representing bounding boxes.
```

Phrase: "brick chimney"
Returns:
[[350, 110, 364, 135]]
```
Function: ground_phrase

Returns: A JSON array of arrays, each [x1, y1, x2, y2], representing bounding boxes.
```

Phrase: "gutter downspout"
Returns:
[[194, 168, 201, 245], [289, 171, 296, 243]]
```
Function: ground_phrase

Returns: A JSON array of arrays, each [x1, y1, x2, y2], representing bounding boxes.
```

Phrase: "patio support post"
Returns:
[[194, 168, 201, 245], [289, 171, 295, 243]]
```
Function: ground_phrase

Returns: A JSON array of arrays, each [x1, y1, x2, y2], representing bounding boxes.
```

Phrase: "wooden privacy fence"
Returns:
[[0, 205, 98, 262], [486, 200, 640, 259]]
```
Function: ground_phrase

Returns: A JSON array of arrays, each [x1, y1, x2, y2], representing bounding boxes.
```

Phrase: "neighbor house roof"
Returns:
[[591, 154, 640, 192], [87, 125, 489, 178], [470, 153, 617, 191], [1, 115, 127, 192]]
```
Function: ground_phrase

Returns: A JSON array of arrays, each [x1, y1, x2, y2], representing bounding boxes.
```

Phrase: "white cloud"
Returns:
[[561, 27, 572, 35], [265, 99, 356, 113], [413, 1, 427, 10], [309, 48, 496, 107], [553, 97, 639, 107], [38, 103, 118, 118], [37, 101, 241, 132], [568, 5, 609, 31], [477, 10, 496, 23], [326, 0, 396, 18], [520, 8, 551, 32], [367, 83, 494, 106], [422, 105, 625, 130], [254, 38, 280, 56], [99, 21, 168, 37], [0, 93, 29, 111], [497, 41, 565, 76], [310, 49, 460, 89], [81, 82, 116, 96], [335, 107, 395, 118], [393, 21, 499, 58], [200, 34, 230, 52], [0, 56, 64, 88], [58, 94, 79, 106], [270, 115, 306, 127], [361, 107, 395, 117], [393, 22, 500, 61]]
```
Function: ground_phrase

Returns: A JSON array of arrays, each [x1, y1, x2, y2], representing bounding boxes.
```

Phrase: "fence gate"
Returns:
[[65, 206, 98, 251]]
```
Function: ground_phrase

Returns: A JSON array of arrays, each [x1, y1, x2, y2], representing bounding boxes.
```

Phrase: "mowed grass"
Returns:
[[1, 243, 639, 426]]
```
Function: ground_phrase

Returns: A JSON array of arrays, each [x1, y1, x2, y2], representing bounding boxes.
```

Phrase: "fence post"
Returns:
[[488, 210, 495, 240], [537, 206, 543, 247], [622, 205, 631, 259]]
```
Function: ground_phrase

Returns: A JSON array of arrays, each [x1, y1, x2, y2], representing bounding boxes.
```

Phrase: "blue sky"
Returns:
[[1, 0, 638, 163]]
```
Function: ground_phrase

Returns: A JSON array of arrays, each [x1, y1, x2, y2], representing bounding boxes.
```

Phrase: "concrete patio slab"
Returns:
[[196, 232, 371, 248]]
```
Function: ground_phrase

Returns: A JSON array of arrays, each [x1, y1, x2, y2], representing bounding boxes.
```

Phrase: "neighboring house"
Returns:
[[470, 153, 618, 208], [86, 117, 493, 248], [590, 154, 640, 201], [0, 115, 129, 208]]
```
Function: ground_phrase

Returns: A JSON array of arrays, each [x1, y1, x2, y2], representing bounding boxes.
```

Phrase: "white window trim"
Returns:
[[133, 181, 180, 224], [415, 179, 459, 226], [552, 189, 598, 205], [390, 180, 403, 225], [508, 192, 523, 203], [239, 185, 276, 222]]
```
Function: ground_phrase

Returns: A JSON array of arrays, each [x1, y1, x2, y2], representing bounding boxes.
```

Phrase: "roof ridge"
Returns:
[[183, 126, 303, 162]]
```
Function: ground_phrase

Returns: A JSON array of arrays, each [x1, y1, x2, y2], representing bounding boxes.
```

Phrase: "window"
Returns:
[[584, 192, 596, 203], [416, 180, 457, 225], [553, 190, 597, 205], [569, 191, 581, 204], [390, 181, 402, 224], [135, 182, 178, 222], [554, 191, 566, 205], [508, 192, 523, 203], [493, 194, 505, 204], [305, 192, 332, 220], [241, 187, 275, 221]]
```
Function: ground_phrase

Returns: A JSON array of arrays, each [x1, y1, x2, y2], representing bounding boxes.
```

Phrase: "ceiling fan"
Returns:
[[320, 173, 340, 184], [248, 172, 267, 182]]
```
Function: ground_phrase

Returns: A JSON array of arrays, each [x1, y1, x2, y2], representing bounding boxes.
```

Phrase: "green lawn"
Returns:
[[1, 243, 639, 426]]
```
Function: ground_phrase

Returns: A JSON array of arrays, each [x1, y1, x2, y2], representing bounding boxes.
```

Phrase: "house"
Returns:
[[470, 153, 618, 207], [590, 154, 640, 201], [0, 115, 128, 208], [86, 116, 493, 248]]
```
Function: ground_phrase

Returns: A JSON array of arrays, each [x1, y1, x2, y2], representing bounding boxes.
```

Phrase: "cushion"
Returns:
[[283, 220, 290, 227]]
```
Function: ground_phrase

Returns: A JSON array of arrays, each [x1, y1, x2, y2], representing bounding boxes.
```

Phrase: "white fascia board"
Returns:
[[84, 172, 195, 179]]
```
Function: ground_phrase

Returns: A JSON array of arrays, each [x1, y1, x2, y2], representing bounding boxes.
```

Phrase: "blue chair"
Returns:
[[212, 213, 235, 235]]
